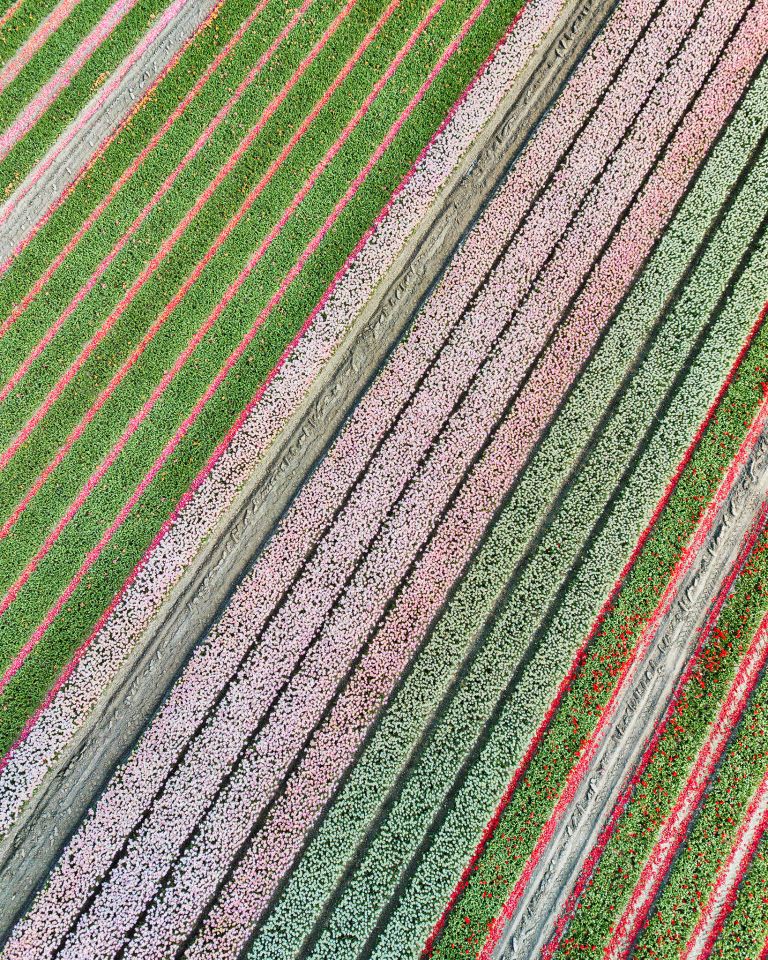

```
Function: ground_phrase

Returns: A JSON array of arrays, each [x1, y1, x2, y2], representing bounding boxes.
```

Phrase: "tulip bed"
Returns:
[[632, 621, 768, 960], [548, 524, 768, 958], [0, 0, 180, 200], [709, 840, 768, 960], [0, 0, 532, 759], [1, 0, 768, 957], [414, 44, 768, 957]]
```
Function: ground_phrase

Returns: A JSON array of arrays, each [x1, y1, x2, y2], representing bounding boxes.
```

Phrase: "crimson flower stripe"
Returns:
[[477, 396, 768, 960], [0, 0, 487, 701], [604, 594, 768, 960], [682, 759, 768, 960], [0, 0, 81, 95], [0, 0, 140, 161], [0, 0, 312, 414]]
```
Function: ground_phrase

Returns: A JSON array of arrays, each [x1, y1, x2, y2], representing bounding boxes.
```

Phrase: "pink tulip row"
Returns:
[[0, 0, 568, 837], [0, 0, 82, 95], [0, 0, 140, 161], [3, 0, 752, 956]]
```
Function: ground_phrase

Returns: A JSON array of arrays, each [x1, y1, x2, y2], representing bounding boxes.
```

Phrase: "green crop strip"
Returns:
[[0, 0, 525, 757], [0, 0, 296, 371], [710, 837, 768, 960], [634, 629, 768, 958], [0, 0, 258, 310], [0, 0, 68, 66], [0, 0, 425, 440], [0, 0, 177, 200], [0, 0, 476, 612], [554, 527, 768, 956], [0, 0, 117, 137]]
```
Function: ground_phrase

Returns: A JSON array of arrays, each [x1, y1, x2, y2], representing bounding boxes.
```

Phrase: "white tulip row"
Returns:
[[311, 191, 768, 960], [3, 0, 685, 954], [0, 0, 701, 955]]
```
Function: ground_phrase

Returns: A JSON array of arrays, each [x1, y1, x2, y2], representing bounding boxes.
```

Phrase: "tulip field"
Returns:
[[0, 0, 766, 956]]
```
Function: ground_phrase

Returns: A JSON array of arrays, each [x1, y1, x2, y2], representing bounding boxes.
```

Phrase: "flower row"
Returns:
[[0, 0, 565, 841]]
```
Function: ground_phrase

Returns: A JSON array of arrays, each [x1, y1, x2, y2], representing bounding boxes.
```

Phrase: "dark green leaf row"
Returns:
[[0, 0, 117, 138], [709, 836, 768, 960], [0, 0, 318, 379], [0, 0, 433, 452], [0, 0, 68, 68], [0, 0, 260, 312]]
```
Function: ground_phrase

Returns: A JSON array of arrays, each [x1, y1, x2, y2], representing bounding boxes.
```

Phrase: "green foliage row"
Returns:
[[254, 76, 768, 960], [428, 72, 768, 958], [0, 0, 66, 67], [710, 837, 768, 960], [0, 0, 174, 199]]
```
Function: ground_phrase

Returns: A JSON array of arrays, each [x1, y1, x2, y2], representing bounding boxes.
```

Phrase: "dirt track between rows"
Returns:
[[0, 0, 617, 941]]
